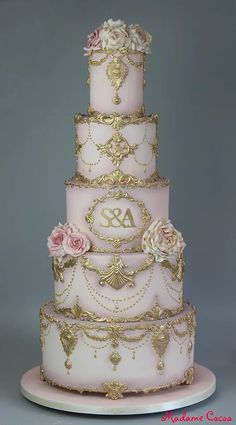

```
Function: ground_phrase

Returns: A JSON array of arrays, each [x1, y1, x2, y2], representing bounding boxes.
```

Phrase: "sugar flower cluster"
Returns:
[[47, 222, 90, 260], [84, 19, 152, 55], [142, 219, 186, 262]]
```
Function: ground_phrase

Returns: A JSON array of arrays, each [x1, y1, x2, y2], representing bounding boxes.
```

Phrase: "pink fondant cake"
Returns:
[[40, 19, 196, 400]]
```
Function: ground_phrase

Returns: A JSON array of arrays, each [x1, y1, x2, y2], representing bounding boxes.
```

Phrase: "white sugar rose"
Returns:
[[128, 24, 152, 53], [142, 219, 186, 262], [100, 19, 130, 50], [103, 19, 126, 30]]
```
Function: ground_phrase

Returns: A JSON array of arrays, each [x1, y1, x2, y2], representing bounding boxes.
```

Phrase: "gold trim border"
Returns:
[[40, 301, 195, 329], [54, 301, 184, 322], [40, 366, 195, 398], [65, 170, 169, 189], [74, 112, 158, 131]]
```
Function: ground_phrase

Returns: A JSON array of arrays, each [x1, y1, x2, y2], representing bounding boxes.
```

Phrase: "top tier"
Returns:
[[84, 19, 152, 115]]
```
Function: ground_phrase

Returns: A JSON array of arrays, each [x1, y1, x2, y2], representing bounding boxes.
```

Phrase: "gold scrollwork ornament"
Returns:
[[102, 381, 127, 400], [52, 257, 77, 283], [96, 132, 137, 167], [109, 351, 122, 371], [60, 324, 78, 374], [161, 254, 185, 282], [106, 57, 128, 104], [184, 367, 195, 385], [151, 325, 170, 373], [80, 254, 154, 290]]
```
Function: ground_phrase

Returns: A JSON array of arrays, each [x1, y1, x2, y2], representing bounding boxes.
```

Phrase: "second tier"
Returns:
[[53, 252, 184, 321]]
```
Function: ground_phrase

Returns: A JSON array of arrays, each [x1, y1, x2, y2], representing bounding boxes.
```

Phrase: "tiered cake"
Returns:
[[40, 19, 196, 400]]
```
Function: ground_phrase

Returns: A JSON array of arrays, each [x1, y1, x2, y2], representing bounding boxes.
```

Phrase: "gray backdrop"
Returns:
[[0, 0, 236, 424]]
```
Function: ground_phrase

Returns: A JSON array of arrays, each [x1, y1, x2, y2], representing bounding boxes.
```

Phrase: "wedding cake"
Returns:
[[40, 19, 196, 400]]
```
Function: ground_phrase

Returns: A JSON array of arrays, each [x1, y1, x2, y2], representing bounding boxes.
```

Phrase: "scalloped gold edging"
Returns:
[[65, 170, 169, 189], [40, 366, 195, 399]]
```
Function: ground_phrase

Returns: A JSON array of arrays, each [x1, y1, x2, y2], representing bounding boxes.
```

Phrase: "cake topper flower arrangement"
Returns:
[[142, 218, 186, 263], [84, 19, 152, 55]]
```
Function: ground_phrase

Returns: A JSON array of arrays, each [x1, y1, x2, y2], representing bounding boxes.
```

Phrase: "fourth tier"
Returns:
[[74, 112, 158, 180]]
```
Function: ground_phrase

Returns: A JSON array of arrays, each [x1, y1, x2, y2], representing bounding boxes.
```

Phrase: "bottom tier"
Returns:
[[40, 302, 196, 399]]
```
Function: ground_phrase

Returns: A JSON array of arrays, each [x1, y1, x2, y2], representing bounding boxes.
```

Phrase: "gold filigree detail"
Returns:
[[161, 254, 185, 282], [52, 257, 77, 283], [74, 111, 158, 131], [88, 48, 145, 63], [80, 254, 154, 290], [40, 365, 45, 381], [109, 351, 122, 371], [96, 132, 137, 167], [90, 244, 143, 253], [65, 170, 168, 189], [60, 324, 78, 357], [184, 367, 195, 385], [54, 298, 184, 322], [82, 324, 149, 349], [151, 326, 170, 372], [102, 381, 126, 399], [85, 190, 151, 248], [130, 302, 184, 321], [106, 57, 128, 104]]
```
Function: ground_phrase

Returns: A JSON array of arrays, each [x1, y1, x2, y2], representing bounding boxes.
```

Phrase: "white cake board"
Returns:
[[21, 364, 216, 415]]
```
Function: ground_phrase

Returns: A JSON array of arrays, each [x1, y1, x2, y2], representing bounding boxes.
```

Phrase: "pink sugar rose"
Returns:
[[47, 224, 66, 258], [63, 232, 90, 257], [84, 26, 102, 55], [61, 222, 78, 235]]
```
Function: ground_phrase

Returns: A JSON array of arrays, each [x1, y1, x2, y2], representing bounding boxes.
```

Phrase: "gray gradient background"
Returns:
[[0, 0, 236, 424]]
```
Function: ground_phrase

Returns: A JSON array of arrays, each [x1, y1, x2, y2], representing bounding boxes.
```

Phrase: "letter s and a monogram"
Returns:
[[100, 208, 136, 228]]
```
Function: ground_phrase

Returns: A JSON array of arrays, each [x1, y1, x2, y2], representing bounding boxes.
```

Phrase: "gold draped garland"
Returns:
[[54, 298, 184, 322], [80, 253, 154, 289]]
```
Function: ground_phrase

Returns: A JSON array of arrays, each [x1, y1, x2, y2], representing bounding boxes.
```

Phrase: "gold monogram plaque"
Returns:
[[85, 190, 152, 249]]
